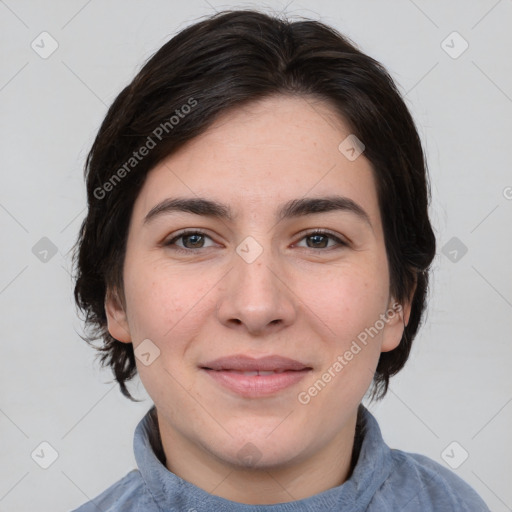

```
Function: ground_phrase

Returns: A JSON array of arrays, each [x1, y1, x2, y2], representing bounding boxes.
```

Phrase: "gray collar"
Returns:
[[133, 404, 392, 511]]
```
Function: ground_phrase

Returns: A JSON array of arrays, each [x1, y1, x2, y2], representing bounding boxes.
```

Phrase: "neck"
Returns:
[[153, 410, 360, 505]]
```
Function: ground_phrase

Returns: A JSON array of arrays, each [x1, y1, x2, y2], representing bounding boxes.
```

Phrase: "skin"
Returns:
[[105, 94, 412, 504]]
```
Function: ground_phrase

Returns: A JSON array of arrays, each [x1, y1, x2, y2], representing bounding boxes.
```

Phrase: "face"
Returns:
[[106, 95, 408, 472]]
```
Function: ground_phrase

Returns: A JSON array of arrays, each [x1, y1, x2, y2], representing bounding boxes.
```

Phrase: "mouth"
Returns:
[[210, 369, 291, 376], [200, 355, 312, 397]]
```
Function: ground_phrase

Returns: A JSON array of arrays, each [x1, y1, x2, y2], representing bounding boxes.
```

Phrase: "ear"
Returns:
[[105, 288, 132, 343], [381, 280, 417, 353]]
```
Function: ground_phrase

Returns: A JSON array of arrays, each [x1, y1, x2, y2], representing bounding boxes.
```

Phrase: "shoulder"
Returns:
[[71, 469, 156, 511], [371, 448, 490, 511]]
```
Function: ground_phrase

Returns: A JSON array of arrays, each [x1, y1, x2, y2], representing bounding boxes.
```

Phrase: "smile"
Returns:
[[200, 355, 312, 397]]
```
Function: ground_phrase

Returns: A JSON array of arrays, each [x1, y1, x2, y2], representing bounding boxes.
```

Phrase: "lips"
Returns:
[[201, 355, 311, 372], [200, 355, 312, 397], [225, 370, 286, 376]]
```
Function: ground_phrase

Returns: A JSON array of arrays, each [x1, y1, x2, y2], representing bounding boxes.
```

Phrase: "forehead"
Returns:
[[133, 95, 381, 228]]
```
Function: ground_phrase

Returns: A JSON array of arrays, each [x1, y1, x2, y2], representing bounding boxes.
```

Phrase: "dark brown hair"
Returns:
[[73, 8, 436, 401]]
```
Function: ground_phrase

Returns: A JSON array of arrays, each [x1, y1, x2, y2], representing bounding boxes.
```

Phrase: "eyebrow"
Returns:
[[143, 195, 372, 229]]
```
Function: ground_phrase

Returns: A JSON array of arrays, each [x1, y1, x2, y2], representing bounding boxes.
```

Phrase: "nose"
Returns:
[[215, 245, 297, 336]]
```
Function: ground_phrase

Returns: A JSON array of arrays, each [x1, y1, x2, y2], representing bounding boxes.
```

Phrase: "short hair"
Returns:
[[73, 9, 436, 401]]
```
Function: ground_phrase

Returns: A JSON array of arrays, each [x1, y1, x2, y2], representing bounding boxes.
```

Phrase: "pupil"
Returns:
[[186, 234, 203, 248], [309, 234, 327, 248]]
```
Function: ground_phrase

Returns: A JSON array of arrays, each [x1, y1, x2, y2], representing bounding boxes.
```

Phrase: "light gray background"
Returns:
[[1, 1, 511, 510]]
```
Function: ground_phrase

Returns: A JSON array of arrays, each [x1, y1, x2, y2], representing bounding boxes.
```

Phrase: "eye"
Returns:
[[164, 230, 216, 252], [164, 228, 348, 254], [294, 229, 347, 250]]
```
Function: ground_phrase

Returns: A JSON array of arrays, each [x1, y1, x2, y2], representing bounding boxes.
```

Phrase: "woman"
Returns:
[[72, 9, 490, 511]]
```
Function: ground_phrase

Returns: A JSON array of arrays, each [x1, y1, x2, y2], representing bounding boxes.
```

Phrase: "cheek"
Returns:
[[124, 272, 201, 400], [299, 262, 389, 339], [122, 267, 180, 344], [123, 262, 216, 355]]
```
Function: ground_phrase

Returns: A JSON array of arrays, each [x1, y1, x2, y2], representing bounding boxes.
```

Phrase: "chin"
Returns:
[[218, 429, 308, 469], [220, 442, 304, 471]]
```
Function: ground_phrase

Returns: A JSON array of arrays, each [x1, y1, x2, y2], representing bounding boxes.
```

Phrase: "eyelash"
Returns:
[[164, 229, 347, 254]]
